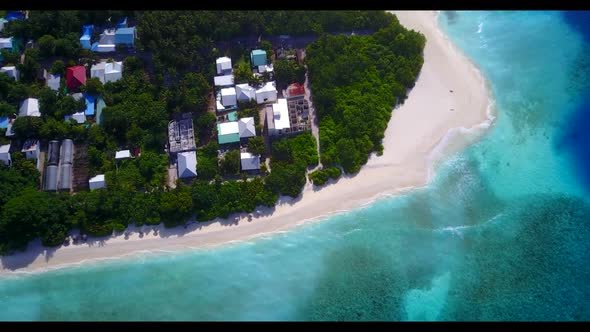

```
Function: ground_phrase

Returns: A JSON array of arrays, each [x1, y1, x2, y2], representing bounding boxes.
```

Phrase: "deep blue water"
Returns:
[[560, 11, 590, 192], [0, 11, 589, 321]]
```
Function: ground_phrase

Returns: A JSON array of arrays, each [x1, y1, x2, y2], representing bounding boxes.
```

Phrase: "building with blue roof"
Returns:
[[79, 25, 94, 49], [0, 117, 9, 129], [116, 17, 128, 29], [85, 94, 96, 116], [114, 27, 135, 46], [251, 49, 267, 67], [5, 12, 25, 21]]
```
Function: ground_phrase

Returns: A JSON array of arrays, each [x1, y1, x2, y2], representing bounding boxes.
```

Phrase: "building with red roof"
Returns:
[[285, 83, 305, 100], [66, 66, 87, 91]]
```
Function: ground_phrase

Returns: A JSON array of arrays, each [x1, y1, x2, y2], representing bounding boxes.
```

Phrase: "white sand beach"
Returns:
[[0, 11, 494, 274]]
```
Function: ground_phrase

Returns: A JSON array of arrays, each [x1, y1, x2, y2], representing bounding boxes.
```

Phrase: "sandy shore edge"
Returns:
[[0, 11, 495, 275]]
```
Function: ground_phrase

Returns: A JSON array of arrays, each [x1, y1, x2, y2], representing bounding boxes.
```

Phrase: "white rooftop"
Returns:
[[47, 74, 60, 91], [89, 174, 106, 190], [258, 81, 276, 93], [272, 98, 291, 131], [221, 87, 236, 96], [238, 117, 256, 138], [177, 151, 197, 178], [19, 98, 41, 117], [240, 152, 260, 171], [115, 150, 131, 159], [90, 174, 105, 183], [216, 57, 232, 74], [1, 66, 18, 81], [218, 121, 239, 136], [214, 74, 234, 87], [235, 83, 256, 101], [0, 144, 10, 154], [0, 37, 12, 49], [65, 111, 86, 124]]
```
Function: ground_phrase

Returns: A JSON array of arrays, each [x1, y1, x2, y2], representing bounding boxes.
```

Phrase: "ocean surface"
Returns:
[[1, 11, 589, 321]]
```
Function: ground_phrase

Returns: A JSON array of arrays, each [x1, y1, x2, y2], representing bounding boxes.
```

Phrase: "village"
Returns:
[[0, 11, 316, 194]]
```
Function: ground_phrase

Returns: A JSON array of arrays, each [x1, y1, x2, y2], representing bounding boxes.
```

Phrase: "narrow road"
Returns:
[[304, 64, 322, 171]]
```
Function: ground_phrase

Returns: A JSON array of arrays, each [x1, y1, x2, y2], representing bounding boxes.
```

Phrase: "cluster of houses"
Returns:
[[167, 46, 313, 181], [0, 14, 131, 192], [79, 17, 136, 53]]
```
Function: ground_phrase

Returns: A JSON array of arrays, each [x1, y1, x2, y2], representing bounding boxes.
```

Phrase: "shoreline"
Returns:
[[0, 11, 495, 275]]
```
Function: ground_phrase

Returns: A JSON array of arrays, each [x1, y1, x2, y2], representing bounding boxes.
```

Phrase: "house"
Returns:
[[266, 98, 291, 136], [66, 66, 87, 90], [235, 84, 256, 102], [285, 83, 305, 100], [95, 29, 116, 52], [47, 73, 61, 91], [221, 87, 237, 108], [238, 117, 256, 139], [5, 12, 25, 21], [168, 118, 197, 154], [19, 98, 40, 117], [104, 61, 123, 83], [90, 62, 105, 82], [0, 66, 19, 81], [85, 94, 96, 116], [89, 174, 106, 190], [255, 81, 277, 104], [115, 149, 132, 160], [80, 25, 94, 50], [240, 152, 260, 171], [216, 57, 232, 75], [65, 111, 86, 124], [217, 122, 240, 145], [21, 139, 40, 160], [0, 117, 9, 129], [0, 37, 13, 50], [214, 74, 234, 88], [0, 144, 11, 166], [251, 49, 267, 67], [114, 27, 135, 46], [177, 151, 197, 179]]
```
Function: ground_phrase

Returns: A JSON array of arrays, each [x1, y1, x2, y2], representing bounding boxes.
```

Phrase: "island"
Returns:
[[0, 10, 491, 273]]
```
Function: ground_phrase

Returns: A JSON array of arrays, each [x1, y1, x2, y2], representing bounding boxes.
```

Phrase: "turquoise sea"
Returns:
[[1, 11, 589, 321]]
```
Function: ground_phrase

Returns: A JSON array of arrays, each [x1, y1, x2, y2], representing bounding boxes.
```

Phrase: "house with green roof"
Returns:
[[217, 122, 240, 145]]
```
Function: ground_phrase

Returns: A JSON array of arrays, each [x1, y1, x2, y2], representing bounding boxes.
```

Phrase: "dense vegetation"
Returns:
[[309, 167, 342, 186], [136, 11, 395, 78], [306, 16, 425, 173], [266, 132, 318, 198]]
